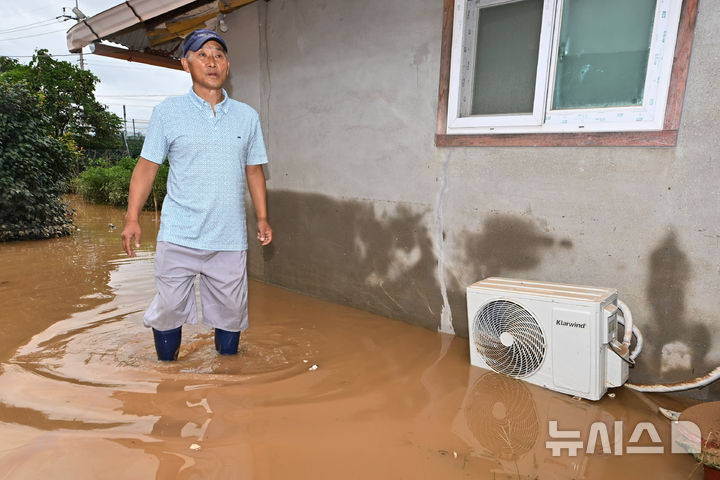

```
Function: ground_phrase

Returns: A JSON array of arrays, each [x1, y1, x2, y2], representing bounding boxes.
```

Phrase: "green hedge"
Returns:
[[74, 157, 168, 210], [0, 81, 77, 241]]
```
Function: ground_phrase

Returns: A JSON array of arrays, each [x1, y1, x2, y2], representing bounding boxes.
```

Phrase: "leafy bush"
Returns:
[[74, 157, 168, 210], [0, 81, 77, 241]]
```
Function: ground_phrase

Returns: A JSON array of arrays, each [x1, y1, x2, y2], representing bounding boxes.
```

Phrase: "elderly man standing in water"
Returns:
[[121, 29, 272, 361]]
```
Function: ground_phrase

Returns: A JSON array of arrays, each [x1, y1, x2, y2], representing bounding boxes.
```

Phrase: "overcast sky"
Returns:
[[0, 0, 191, 134]]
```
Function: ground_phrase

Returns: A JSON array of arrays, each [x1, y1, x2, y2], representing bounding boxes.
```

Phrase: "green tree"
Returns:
[[0, 50, 122, 151], [0, 80, 77, 241], [0, 56, 20, 74]]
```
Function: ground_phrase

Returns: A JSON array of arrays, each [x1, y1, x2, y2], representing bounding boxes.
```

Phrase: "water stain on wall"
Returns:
[[446, 214, 567, 337], [644, 230, 713, 394], [253, 190, 444, 330], [251, 196, 575, 339]]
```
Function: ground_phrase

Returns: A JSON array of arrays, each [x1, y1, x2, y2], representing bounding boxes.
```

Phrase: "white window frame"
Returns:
[[446, 0, 683, 135]]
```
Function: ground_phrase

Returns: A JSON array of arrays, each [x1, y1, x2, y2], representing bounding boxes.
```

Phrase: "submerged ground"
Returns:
[[0, 198, 704, 479]]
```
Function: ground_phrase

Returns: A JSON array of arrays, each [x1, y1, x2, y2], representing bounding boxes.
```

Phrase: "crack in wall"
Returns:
[[435, 151, 454, 334], [259, 2, 272, 146]]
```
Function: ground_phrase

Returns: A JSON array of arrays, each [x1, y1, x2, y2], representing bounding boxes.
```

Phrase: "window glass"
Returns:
[[443, 0, 685, 138], [470, 0, 544, 115], [552, 0, 657, 110]]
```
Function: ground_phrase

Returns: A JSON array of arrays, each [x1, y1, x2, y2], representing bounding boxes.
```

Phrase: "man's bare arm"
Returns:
[[246, 164, 272, 246], [121, 157, 161, 256]]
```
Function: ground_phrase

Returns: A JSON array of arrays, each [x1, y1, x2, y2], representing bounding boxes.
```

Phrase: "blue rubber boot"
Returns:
[[152, 326, 182, 361], [215, 328, 240, 355]]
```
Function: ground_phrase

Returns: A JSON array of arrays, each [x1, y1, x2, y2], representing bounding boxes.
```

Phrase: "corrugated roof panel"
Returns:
[[68, 0, 256, 60]]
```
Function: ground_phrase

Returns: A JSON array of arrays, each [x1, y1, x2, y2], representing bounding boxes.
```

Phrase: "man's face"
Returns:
[[181, 40, 229, 91]]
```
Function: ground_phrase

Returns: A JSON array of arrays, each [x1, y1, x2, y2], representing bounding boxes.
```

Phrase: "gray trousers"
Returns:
[[144, 241, 249, 332]]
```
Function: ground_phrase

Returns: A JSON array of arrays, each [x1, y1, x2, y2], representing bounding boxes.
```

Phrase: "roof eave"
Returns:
[[66, 0, 199, 53]]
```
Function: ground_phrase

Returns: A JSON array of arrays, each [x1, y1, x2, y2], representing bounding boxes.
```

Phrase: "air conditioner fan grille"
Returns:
[[472, 299, 546, 378]]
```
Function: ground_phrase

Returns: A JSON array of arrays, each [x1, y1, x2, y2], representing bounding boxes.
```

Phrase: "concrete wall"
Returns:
[[224, 0, 720, 398]]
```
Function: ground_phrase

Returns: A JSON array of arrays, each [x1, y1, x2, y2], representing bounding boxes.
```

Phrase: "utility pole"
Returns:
[[122, 105, 130, 155], [59, 1, 87, 69], [74, 1, 85, 69]]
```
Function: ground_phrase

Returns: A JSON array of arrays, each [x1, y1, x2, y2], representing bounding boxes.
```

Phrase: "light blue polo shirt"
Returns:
[[141, 88, 268, 251]]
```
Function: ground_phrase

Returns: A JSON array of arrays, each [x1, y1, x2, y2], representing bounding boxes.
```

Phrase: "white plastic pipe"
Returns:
[[616, 308, 643, 361], [617, 300, 634, 351], [625, 365, 720, 392], [616, 300, 720, 392]]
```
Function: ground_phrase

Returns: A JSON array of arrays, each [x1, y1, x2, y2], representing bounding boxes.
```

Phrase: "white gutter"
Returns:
[[66, 0, 197, 53]]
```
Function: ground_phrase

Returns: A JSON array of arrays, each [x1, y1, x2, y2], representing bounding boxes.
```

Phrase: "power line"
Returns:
[[97, 94, 180, 98], [84, 57, 174, 66], [0, 27, 68, 42], [83, 60, 173, 71], [103, 101, 162, 108], [2, 53, 82, 58], [0, 18, 60, 35]]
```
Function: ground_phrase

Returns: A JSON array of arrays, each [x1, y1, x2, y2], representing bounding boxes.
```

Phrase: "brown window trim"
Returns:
[[435, 0, 699, 147]]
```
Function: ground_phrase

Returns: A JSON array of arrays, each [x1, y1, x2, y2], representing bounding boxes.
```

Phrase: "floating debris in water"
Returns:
[[438, 450, 459, 459], [659, 406, 681, 421], [190, 444, 201, 451], [608, 392, 616, 398], [309, 364, 318, 371], [187, 398, 213, 414]]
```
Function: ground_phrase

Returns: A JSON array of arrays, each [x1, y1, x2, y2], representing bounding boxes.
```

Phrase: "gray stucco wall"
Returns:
[[224, 0, 719, 398]]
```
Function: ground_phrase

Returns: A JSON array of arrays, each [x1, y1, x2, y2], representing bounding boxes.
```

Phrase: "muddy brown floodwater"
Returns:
[[0, 197, 706, 479]]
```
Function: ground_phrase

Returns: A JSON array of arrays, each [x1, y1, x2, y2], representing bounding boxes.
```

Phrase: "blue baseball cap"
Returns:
[[182, 28, 228, 57]]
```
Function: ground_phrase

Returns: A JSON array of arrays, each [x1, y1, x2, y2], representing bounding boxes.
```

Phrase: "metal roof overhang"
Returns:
[[66, 0, 257, 70]]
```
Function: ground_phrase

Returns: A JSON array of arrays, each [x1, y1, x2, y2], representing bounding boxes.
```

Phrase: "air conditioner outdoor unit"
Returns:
[[466, 277, 629, 401]]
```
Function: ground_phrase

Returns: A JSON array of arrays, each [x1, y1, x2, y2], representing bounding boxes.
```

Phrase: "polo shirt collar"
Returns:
[[188, 87, 230, 114]]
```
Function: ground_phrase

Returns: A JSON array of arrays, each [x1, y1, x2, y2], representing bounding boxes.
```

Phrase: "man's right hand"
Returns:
[[121, 220, 142, 257], [122, 158, 160, 257]]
